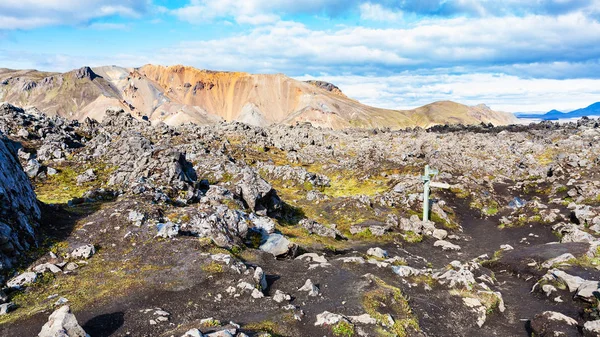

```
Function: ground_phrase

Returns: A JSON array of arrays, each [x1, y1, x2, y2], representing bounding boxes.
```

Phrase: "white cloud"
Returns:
[[153, 13, 600, 74], [144, 14, 600, 112], [0, 0, 152, 29], [297, 73, 600, 112], [360, 3, 403, 21]]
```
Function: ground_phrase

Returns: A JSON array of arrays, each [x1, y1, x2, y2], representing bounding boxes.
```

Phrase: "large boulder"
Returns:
[[530, 311, 580, 337], [184, 206, 249, 248], [38, 305, 89, 337], [0, 133, 41, 276], [236, 167, 282, 215]]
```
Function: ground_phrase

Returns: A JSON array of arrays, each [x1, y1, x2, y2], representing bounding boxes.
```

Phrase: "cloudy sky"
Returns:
[[1, 0, 600, 112]]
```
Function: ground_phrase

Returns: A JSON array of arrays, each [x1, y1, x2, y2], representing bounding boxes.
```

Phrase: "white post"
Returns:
[[422, 165, 439, 222]]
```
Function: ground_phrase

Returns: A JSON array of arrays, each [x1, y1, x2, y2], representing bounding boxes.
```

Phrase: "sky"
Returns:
[[1, 1, 600, 112]]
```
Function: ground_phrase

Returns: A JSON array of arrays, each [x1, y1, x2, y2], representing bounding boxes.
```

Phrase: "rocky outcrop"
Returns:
[[305, 80, 347, 97], [38, 305, 89, 337], [74, 66, 98, 81], [0, 132, 40, 277]]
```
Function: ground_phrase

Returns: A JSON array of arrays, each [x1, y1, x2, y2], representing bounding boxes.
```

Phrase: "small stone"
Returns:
[[542, 284, 557, 296], [69, 244, 95, 259], [584, 320, 600, 337], [7, 272, 37, 289], [33, 263, 62, 274], [314, 311, 345, 326], [182, 329, 204, 337], [0, 302, 16, 315], [273, 290, 291, 303], [54, 297, 69, 306], [432, 229, 448, 240], [65, 262, 79, 271], [298, 279, 320, 296], [259, 233, 292, 256], [366, 247, 388, 259], [155, 222, 179, 238], [434, 240, 461, 251]]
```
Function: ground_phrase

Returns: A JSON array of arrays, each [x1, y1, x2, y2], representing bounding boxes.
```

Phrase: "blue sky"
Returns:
[[1, 0, 600, 112]]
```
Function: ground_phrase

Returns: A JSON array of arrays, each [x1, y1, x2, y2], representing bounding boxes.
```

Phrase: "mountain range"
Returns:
[[0, 65, 517, 129], [517, 102, 600, 120]]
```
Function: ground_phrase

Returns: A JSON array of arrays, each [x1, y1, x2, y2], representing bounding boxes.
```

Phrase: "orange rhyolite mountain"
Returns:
[[0, 65, 517, 129]]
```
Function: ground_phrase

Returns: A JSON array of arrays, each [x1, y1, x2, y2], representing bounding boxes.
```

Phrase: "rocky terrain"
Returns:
[[0, 102, 599, 336], [0, 65, 517, 129]]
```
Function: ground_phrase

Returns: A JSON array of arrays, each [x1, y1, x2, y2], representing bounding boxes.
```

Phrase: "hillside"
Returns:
[[0, 65, 517, 128], [518, 102, 600, 120], [0, 104, 599, 336]]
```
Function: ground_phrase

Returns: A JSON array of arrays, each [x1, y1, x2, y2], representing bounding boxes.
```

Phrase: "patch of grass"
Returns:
[[320, 175, 388, 198], [201, 318, 221, 327], [221, 172, 234, 183], [402, 231, 423, 243], [429, 211, 458, 230], [201, 261, 224, 274], [244, 320, 288, 337], [0, 256, 160, 325], [362, 276, 420, 337], [483, 200, 499, 216], [332, 320, 355, 337], [450, 187, 470, 199], [535, 148, 557, 166], [563, 246, 600, 268], [409, 274, 436, 288], [34, 161, 115, 204], [450, 288, 502, 315], [278, 224, 348, 251]]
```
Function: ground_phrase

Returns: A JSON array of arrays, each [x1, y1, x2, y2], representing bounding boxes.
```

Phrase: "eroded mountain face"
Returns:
[[0, 65, 517, 129], [0, 103, 599, 337]]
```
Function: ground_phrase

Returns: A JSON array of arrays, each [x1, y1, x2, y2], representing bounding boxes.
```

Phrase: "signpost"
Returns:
[[421, 165, 450, 222]]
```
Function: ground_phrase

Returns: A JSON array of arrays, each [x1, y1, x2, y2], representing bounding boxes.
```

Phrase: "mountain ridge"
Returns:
[[0, 64, 517, 129], [518, 102, 600, 120]]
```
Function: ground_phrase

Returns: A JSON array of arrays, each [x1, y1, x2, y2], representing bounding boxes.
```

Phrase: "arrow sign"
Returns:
[[430, 182, 450, 189]]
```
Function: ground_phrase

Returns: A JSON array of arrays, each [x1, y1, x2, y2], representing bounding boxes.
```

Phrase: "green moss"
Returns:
[[483, 201, 499, 216], [409, 274, 436, 287], [201, 319, 221, 327], [362, 276, 420, 337], [201, 261, 224, 274], [450, 187, 470, 199], [244, 320, 288, 337], [332, 321, 355, 337], [403, 231, 423, 243], [34, 161, 115, 204], [221, 172, 234, 183], [429, 212, 458, 230], [320, 175, 388, 198], [0, 256, 159, 325]]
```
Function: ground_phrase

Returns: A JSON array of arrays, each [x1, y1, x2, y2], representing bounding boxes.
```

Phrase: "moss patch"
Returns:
[[320, 175, 388, 198], [362, 276, 420, 337], [34, 161, 115, 204], [332, 320, 355, 337]]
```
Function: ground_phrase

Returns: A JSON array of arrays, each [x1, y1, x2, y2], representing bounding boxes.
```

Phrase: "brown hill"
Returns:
[[0, 65, 517, 128]]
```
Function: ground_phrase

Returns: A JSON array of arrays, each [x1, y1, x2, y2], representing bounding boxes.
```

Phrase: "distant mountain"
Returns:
[[0, 64, 517, 129], [518, 102, 600, 120]]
